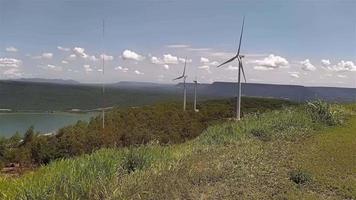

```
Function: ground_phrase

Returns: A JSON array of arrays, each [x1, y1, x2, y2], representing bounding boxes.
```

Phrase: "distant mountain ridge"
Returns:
[[179, 82, 356, 102], [12, 78, 80, 85], [0, 79, 355, 111]]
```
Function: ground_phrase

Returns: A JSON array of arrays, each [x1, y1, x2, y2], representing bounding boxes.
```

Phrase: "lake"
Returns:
[[0, 112, 98, 137]]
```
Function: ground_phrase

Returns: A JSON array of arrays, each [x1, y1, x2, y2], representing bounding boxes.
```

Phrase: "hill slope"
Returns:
[[1, 104, 354, 199]]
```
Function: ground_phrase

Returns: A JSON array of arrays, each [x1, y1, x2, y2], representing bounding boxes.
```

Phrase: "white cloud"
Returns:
[[226, 65, 239, 71], [209, 61, 219, 66], [163, 64, 169, 70], [178, 57, 192, 63], [199, 65, 210, 70], [323, 60, 356, 72], [68, 54, 77, 60], [253, 66, 274, 71], [252, 54, 289, 69], [3, 68, 22, 77], [83, 64, 93, 72], [337, 74, 347, 78], [290, 74, 300, 78], [5, 46, 18, 52], [89, 55, 99, 62], [57, 46, 70, 52], [41, 53, 53, 59], [115, 66, 129, 72], [321, 59, 331, 67], [100, 54, 114, 61], [163, 54, 179, 64], [151, 56, 164, 64], [122, 50, 144, 61], [61, 60, 68, 64], [134, 70, 144, 75], [187, 47, 211, 52], [166, 44, 190, 48], [200, 57, 210, 63], [46, 64, 62, 71], [73, 47, 88, 58], [0, 58, 22, 68], [300, 59, 316, 71]]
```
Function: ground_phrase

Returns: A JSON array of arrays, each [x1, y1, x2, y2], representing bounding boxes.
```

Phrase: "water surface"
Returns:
[[0, 112, 97, 137]]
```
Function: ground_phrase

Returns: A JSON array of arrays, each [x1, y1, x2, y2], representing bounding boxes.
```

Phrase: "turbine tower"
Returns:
[[102, 19, 105, 129], [173, 58, 188, 111], [217, 16, 246, 120], [193, 77, 199, 112]]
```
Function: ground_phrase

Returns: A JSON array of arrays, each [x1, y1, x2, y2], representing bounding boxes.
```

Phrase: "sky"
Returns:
[[0, 0, 355, 87]]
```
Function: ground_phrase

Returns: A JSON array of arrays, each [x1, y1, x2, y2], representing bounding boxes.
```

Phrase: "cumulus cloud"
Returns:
[[61, 60, 68, 64], [300, 59, 316, 71], [122, 50, 144, 61], [288, 72, 300, 78], [115, 66, 129, 72], [134, 70, 144, 75], [253, 66, 274, 71], [323, 60, 356, 72], [41, 53, 53, 59], [163, 54, 179, 64], [166, 44, 190, 48], [73, 47, 88, 58], [46, 64, 62, 71], [200, 57, 210, 63], [89, 55, 99, 62], [321, 59, 331, 67], [100, 54, 114, 61], [252, 54, 289, 70], [3, 68, 22, 77], [5, 46, 18, 52], [163, 64, 169, 70], [178, 57, 192, 63], [150, 56, 164, 64], [57, 46, 70, 52], [83, 64, 93, 72], [0, 58, 22, 68], [226, 65, 239, 71], [68, 54, 77, 60], [337, 74, 347, 78]]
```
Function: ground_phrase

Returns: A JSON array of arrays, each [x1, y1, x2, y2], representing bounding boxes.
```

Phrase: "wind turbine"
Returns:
[[217, 16, 246, 120], [173, 58, 188, 111], [101, 19, 105, 129], [193, 76, 199, 112]]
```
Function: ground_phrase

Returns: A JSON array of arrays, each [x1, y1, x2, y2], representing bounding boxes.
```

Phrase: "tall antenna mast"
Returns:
[[102, 19, 105, 129]]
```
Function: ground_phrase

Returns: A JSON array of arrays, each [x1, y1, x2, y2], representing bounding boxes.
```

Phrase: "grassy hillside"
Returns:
[[0, 97, 292, 168], [0, 103, 354, 199]]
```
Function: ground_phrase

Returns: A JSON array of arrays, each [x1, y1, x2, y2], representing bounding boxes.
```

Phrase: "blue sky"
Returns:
[[0, 0, 355, 87]]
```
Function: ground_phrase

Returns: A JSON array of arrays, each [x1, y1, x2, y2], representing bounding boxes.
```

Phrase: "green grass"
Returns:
[[0, 104, 355, 199]]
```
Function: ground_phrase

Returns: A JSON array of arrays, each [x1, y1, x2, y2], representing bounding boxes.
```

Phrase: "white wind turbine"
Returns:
[[193, 76, 199, 112], [217, 16, 246, 120], [173, 58, 188, 111]]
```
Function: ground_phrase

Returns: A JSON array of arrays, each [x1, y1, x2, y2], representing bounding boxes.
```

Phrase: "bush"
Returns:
[[289, 169, 312, 185], [121, 148, 152, 173], [250, 128, 271, 141], [306, 100, 340, 126]]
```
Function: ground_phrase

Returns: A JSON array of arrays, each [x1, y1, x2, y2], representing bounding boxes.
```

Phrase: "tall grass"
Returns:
[[0, 102, 349, 199]]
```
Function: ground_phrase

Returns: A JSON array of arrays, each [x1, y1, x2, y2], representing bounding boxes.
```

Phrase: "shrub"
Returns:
[[289, 169, 312, 185], [121, 148, 152, 173], [250, 128, 271, 141], [306, 100, 340, 126]]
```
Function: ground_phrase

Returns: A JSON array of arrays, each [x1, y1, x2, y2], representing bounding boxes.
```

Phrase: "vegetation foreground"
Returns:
[[0, 101, 355, 199]]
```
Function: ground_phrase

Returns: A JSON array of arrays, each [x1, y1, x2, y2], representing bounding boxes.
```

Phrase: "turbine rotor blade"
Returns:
[[216, 56, 237, 68], [240, 60, 247, 83], [236, 16, 245, 57], [182, 57, 187, 76], [173, 75, 184, 81]]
